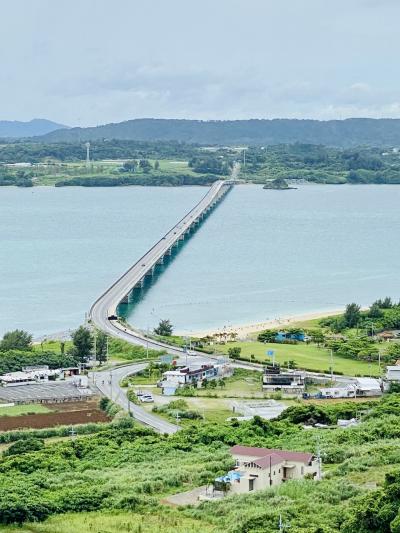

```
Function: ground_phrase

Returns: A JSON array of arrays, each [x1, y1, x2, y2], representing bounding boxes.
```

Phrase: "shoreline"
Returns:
[[181, 308, 343, 339]]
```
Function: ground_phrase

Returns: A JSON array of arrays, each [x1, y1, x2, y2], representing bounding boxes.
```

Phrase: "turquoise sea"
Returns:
[[1, 184, 399, 337]]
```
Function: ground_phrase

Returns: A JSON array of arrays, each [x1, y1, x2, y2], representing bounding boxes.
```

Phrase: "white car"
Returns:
[[140, 395, 154, 403]]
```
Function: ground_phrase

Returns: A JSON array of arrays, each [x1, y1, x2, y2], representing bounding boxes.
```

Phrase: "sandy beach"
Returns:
[[183, 308, 344, 340]]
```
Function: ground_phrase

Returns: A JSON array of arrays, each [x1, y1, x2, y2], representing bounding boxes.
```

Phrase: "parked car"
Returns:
[[140, 394, 154, 403]]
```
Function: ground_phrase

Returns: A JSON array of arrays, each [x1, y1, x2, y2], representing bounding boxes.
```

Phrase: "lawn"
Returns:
[[0, 404, 51, 417], [215, 341, 381, 376]]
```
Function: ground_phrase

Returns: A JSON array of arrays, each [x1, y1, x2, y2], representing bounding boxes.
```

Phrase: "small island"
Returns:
[[263, 177, 297, 190]]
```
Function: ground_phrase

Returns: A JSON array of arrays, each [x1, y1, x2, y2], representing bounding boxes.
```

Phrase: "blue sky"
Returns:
[[1, 0, 400, 126]]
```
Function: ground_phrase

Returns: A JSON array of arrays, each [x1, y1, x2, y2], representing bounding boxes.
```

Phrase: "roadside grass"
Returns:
[[0, 404, 51, 417], [0, 510, 217, 533], [214, 341, 381, 376], [32, 339, 72, 353]]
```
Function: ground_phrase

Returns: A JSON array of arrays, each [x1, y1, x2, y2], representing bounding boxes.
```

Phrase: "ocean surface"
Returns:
[[1, 184, 399, 337]]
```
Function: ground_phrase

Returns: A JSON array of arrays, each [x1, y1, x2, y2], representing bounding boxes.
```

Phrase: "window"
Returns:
[[273, 471, 275, 475], [249, 479, 254, 491], [301, 466, 304, 475], [279, 469, 281, 473]]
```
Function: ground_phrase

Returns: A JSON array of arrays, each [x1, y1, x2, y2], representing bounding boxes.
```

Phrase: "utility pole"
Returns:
[[316, 435, 322, 481], [93, 330, 97, 365], [330, 349, 334, 384], [85, 142, 91, 172], [278, 514, 290, 532]]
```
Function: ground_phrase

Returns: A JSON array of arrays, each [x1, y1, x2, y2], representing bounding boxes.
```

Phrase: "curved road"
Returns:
[[91, 354, 216, 434]]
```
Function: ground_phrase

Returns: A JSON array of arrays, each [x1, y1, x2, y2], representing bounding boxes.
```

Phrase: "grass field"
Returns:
[[32, 339, 72, 353], [215, 341, 381, 376], [0, 404, 51, 417], [0, 510, 215, 533], [33, 159, 198, 186]]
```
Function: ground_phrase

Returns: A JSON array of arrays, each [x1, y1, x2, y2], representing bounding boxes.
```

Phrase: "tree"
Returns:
[[70, 326, 93, 364], [122, 160, 136, 172], [343, 303, 361, 328], [154, 160, 160, 170], [369, 302, 384, 319], [96, 331, 108, 364], [0, 329, 32, 352], [139, 159, 152, 173], [228, 347, 241, 360], [154, 319, 173, 337]]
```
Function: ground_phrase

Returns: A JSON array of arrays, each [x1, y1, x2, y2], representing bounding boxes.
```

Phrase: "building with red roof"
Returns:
[[217, 445, 319, 494]]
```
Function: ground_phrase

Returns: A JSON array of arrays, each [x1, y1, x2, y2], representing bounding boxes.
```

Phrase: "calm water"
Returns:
[[1, 184, 399, 337]]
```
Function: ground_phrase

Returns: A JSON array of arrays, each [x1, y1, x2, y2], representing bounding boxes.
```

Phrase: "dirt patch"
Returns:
[[46, 398, 100, 412], [0, 409, 110, 431]]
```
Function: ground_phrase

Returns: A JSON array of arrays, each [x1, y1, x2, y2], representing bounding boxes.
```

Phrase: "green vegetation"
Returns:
[[30, 117, 400, 147], [244, 143, 400, 184], [153, 399, 203, 421], [216, 340, 380, 376], [107, 337, 165, 362], [0, 405, 51, 417], [0, 350, 77, 375], [0, 510, 213, 533], [154, 319, 174, 337], [0, 330, 32, 352], [1, 394, 400, 530]]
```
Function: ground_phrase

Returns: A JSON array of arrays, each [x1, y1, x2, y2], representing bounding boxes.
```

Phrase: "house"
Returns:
[[353, 377, 382, 397], [215, 445, 319, 495], [160, 362, 232, 394], [262, 364, 305, 394], [385, 365, 400, 384], [319, 378, 382, 399], [318, 385, 356, 399]]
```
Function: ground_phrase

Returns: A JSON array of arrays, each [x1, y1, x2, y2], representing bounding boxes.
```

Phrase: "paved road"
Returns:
[[91, 363, 179, 434], [89, 180, 231, 342], [91, 354, 215, 434]]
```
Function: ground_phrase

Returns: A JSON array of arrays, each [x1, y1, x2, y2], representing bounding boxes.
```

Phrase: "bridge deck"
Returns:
[[90, 180, 231, 333]]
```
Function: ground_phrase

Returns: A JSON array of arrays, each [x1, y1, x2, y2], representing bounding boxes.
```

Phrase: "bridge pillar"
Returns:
[[157, 256, 164, 265], [121, 293, 129, 304]]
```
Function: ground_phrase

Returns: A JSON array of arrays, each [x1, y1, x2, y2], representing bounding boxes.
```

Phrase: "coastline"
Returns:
[[183, 308, 343, 339]]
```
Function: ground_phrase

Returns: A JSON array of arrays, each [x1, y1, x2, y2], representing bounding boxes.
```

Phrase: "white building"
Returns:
[[160, 362, 232, 395], [319, 377, 382, 399], [0, 367, 61, 387], [386, 366, 400, 382]]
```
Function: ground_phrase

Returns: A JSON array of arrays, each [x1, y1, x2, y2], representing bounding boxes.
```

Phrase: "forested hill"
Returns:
[[0, 119, 67, 138], [39, 117, 400, 147]]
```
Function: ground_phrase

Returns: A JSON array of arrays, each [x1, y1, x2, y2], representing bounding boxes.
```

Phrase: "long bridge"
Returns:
[[89, 179, 233, 354]]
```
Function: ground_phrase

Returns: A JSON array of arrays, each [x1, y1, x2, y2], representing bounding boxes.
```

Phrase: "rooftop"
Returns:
[[230, 445, 313, 466]]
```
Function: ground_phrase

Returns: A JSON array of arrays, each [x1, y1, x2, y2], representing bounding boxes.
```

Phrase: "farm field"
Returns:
[[214, 341, 381, 376], [0, 399, 109, 431]]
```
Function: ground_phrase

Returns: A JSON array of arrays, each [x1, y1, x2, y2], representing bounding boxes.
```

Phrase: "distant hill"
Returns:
[[0, 119, 67, 139], [38, 118, 400, 147]]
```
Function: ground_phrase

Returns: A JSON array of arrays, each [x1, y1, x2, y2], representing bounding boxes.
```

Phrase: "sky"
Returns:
[[1, 0, 400, 126]]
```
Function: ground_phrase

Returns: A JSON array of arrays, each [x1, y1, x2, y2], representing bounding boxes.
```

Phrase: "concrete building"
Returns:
[[319, 377, 382, 399], [160, 362, 232, 395], [262, 364, 305, 394], [216, 445, 319, 494], [386, 366, 400, 383], [0, 367, 61, 387]]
